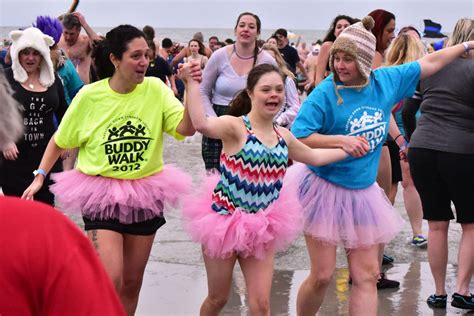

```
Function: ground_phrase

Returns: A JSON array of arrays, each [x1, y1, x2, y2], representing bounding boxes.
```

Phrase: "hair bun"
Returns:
[[361, 16, 375, 31]]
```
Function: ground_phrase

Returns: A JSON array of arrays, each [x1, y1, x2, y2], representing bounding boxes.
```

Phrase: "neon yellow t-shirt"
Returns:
[[55, 77, 185, 179]]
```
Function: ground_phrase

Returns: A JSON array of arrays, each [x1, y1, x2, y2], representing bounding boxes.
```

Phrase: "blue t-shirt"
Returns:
[[58, 59, 84, 105], [292, 61, 421, 189]]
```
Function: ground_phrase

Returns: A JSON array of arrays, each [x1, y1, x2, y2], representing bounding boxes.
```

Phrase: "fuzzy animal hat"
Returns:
[[329, 16, 376, 104], [0, 73, 23, 149], [9, 27, 55, 87]]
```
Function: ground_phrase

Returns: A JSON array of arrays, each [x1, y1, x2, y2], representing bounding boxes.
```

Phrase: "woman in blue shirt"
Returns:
[[289, 16, 474, 316]]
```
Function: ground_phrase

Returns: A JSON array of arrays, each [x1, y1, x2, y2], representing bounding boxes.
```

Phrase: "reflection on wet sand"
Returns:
[[132, 138, 474, 316], [136, 261, 473, 315]]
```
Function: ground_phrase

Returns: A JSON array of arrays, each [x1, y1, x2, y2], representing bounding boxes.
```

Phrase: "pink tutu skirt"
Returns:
[[285, 163, 404, 248], [50, 165, 192, 224], [182, 174, 303, 259]]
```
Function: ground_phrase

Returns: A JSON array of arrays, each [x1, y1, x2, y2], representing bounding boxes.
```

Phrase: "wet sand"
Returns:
[[133, 136, 473, 316]]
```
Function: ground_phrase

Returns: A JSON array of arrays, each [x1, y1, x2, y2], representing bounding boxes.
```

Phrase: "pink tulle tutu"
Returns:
[[50, 165, 192, 224], [285, 163, 404, 248], [182, 174, 303, 259]]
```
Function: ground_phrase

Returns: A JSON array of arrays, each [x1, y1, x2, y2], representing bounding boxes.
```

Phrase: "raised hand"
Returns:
[[177, 60, 202, 83]]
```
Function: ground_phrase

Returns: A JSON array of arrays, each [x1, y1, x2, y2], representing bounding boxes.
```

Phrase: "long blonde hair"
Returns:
[[385, 33, 425, 66], [447, 18, 474, 59], [261, 43, 295, 80]]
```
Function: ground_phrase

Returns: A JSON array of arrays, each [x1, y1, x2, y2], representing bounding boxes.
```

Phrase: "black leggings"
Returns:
[[408, 148, 474, 223]]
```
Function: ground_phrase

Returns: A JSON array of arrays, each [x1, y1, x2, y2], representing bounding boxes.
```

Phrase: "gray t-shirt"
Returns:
[[200, 46, 276, 117], [410, 58, 474, 154]]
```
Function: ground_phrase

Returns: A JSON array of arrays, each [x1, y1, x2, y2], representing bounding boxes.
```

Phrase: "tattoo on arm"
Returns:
[[90, 230, 99, 251]]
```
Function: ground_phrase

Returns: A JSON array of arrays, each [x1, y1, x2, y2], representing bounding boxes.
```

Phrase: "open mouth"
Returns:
[[265, 102, 279, 109]]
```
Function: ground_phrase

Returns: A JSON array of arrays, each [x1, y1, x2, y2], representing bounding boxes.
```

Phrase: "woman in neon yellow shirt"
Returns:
[[22, 25, 198, 315]]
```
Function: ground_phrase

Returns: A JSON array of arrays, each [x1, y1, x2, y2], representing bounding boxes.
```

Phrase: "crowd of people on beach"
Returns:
[[0, 8, 473, 316]]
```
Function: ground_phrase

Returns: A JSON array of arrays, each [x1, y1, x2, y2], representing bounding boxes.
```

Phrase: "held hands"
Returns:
[[341, 136, 370, 158], [177, 60, 202, 84], [21, 175, 45, 201], [398, 140, 409, 162], [2, 143, 19, 160]]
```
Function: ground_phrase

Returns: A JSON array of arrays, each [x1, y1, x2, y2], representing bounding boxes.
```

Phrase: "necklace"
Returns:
[[233, 44, 255, 60], [28, 83, 35, 89]]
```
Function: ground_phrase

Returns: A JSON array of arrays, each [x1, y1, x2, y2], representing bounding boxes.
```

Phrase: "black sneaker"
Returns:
[[451, 292, 474, 310], [377, 272, 400, 290], [382, 254, 394, 265], [427, 294, 447, 308]]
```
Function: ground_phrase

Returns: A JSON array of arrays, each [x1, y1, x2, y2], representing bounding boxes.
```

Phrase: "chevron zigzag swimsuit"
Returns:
[[211, 115, 288, 215]]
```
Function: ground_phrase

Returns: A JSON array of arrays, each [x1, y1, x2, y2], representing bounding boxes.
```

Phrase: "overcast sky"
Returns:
[[1, 0, 472, 31]]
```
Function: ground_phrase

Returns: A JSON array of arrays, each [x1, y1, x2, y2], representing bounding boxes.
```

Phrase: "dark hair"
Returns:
[[274, 28, 288, 38], [142, 25, 155, 41], [62, 13, 81, 30], [399, 26, 421, 38], [162, 37, 172, 49], [323, 15, 354, 42], [209, 36, 219, 42], [227, 64, 284, 117], [93, 24, 146, 79], [234, 12, 262, 67], [369, 9, 396, 53], [147, 40, 156, 53], [267, 35, 278, 42], [257, 39, 265, 48], [188, 39, 205, 55], [224, 38, 234, 45]]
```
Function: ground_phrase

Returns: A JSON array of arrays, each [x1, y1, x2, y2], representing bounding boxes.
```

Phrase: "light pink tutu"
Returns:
[[182, 174, 303, 259], [285, 163, 404, 248], [50, 165, 192, 224]]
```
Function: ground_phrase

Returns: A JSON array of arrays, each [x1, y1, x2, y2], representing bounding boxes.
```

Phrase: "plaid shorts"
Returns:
[[201, 104, 228, 171]]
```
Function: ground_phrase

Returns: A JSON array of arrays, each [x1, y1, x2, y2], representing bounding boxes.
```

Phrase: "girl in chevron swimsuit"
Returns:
[[180, 63, 368, 315]]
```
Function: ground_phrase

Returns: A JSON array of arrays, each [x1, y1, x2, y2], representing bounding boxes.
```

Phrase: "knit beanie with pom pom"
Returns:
[[329, 16, 376, 104]]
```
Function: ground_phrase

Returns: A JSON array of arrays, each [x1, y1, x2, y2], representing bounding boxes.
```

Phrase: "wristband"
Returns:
[[462, 42, 471, 53], [393, 134, 403, 142], [33, 169, 47, 177], [398, 140, 409, 151]]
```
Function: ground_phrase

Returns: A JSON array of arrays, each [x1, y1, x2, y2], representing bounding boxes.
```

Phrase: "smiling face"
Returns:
[[248, 71, 285, 117], [209, 37, 218, 51], [333, 51, 363, 86], [112, 37, 150, 86], [334, 19, 351, 38], [266, 37, 277, 47], [382, 19, 396, 51], [19, 47, 43, 75], [275, 33, 288, 49], [234, 14, 259, 45]]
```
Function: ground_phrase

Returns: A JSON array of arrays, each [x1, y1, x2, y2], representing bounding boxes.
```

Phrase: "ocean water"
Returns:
[[1, 26, 327, 47]]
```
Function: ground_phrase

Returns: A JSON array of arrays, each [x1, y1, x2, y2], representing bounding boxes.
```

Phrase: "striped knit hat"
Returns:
[[329, 16, 376, 103]]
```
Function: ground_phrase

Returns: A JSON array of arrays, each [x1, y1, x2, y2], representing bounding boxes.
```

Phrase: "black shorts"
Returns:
[[408, 148, 474, 223], [387, 140, 402, 183], [83, 216, 166, 235]]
